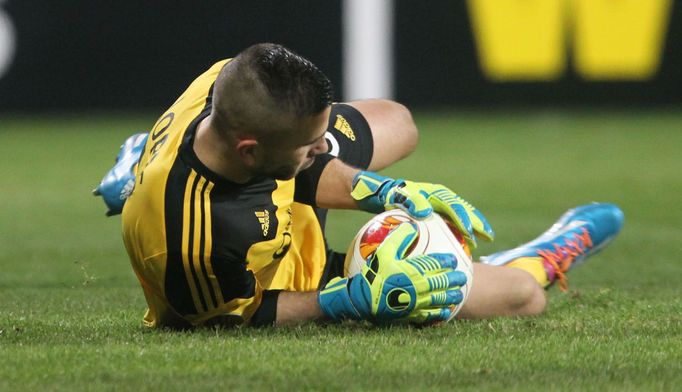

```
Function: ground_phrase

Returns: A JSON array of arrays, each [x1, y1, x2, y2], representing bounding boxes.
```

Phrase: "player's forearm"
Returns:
[[275, 291, 325, 325], [315, 158, 361, 210], [314, 100, 418, 210]]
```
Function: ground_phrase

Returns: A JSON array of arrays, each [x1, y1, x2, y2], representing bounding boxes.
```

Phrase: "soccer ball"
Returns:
[[344, 209, 474, 320]]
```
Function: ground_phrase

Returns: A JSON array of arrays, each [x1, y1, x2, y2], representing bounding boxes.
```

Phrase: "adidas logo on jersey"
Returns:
[[334, 115, 356, 141], [255, 210, 270, 236]]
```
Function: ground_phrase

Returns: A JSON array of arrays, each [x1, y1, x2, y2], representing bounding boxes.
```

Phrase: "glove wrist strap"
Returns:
[[351, 171, 402, 213], [318, 277, 362, 322]]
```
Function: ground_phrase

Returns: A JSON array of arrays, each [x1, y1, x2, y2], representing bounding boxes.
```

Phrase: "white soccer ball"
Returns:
[[344, 209, 474, 321]]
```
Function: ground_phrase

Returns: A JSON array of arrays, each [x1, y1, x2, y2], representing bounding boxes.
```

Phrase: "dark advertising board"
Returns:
[[0, 0, 679, 111]]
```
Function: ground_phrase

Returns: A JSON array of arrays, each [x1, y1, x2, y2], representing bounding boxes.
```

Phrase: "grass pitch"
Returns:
[[1, 111, 681, 391]]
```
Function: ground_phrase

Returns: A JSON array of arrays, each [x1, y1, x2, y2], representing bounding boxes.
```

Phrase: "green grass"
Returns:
[[2, 111, 681, 391]]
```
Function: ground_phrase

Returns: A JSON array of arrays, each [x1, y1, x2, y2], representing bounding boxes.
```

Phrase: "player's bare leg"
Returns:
[[458, 203, 624, 319], [457, 263, 546, 318]]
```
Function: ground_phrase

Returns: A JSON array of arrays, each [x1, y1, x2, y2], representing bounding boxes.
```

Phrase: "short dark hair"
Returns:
[[212, 43, 333, 136], [245, 43, 333, 116]]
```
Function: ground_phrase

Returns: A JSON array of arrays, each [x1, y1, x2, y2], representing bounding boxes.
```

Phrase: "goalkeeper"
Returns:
[[95, 43, 623, 328]]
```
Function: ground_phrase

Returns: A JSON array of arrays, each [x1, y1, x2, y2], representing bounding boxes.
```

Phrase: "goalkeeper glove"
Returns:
[[93, 132, 148, 216], [318, 223, 467, 324], [350, 171, 494, 249]]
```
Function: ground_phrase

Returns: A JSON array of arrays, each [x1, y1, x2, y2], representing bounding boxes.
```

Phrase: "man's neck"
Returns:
[[193, 116, 252, 184]]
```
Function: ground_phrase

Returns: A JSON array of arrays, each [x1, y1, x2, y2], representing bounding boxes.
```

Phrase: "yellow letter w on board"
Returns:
[[467, 0, 672, 81]]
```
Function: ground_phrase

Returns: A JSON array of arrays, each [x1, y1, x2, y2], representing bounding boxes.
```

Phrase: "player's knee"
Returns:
[[511, 270, 546, 316]]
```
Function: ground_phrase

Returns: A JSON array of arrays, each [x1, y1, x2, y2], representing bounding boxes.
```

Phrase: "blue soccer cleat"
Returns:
[[93, 132, 149, 216], [480, 203, 624, 291]]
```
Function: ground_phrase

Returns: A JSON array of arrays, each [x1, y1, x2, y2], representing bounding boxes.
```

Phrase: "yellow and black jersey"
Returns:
[[122, 59, 374, 328]]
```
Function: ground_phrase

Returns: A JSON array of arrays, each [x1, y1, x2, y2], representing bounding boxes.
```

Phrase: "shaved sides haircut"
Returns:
[[211, 43, 333, 138]]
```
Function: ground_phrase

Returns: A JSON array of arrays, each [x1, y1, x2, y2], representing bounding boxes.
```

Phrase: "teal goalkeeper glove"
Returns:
[[318, 223, 467, 324], [350, 171, 495, 249]]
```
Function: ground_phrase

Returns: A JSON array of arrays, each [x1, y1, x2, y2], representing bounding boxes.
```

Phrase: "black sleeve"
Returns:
[[293, 103, 375, 206], [293, 153, 335, 206], [250, 290, 282, 327], [325, 103, 374, 169]]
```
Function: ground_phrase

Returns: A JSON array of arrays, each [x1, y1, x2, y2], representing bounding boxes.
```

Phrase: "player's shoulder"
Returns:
[[157, 58, 231, 120], [180, 59, 232, 98], [203, 59, 232, 78], [136, 58, 235, 190]]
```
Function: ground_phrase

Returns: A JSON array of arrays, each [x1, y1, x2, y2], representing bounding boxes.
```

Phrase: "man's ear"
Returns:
[[235, 138, 259, 167]]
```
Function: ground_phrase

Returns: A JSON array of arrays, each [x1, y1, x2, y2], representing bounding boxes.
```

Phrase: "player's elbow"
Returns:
[[390, 101, 419, 156]]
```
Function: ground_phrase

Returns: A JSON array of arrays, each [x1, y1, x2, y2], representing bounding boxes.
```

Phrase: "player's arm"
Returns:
[[306, 100, 495, 249], [344, 99, 418, 171], [299, 98, 418, 209], [274, 292, 323, 325], [274, 222, 468, 325], [217, 221, 466, 326], [312, 154, 494, 249]]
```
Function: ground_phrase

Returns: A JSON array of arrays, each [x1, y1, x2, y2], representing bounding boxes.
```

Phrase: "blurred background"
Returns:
[[1, 0, 680, 281], [1, 0, 681, 265], [0, 0, 680, 112], [2, 4, 681, 389]]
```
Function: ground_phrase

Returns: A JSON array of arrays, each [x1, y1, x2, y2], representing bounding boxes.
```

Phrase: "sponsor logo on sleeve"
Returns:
[[334, 115, 356, 141]]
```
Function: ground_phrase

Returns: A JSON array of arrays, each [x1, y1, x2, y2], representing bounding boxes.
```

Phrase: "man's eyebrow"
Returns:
[[303, 130, 326, 145]]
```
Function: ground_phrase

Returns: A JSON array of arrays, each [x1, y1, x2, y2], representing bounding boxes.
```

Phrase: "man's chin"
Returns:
[[301, 156, 315, 170], [255, 166, 298, 181], [254, 157, 315, 181]]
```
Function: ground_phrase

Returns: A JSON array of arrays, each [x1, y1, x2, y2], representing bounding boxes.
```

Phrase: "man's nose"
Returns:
[[312, 134, 329, 154]]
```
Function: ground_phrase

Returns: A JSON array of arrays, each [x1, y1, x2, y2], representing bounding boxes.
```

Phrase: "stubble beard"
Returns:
[[252, 153, 316, 181]]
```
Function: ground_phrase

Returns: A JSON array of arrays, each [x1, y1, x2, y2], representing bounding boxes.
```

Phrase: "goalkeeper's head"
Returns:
[[210, 43, 333, 180]]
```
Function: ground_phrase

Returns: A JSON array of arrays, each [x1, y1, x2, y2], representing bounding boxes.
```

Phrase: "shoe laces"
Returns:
[[537, 227, 593, 291]]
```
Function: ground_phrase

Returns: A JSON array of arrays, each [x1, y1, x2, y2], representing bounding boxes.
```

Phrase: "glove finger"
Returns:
[[429, 197, 477, 248], [407, 307, 452, 324], [405, 253, 457, 274], [385, 199, 428, 220], [375, 222, 418, 261], [428, 289, 464, 307], [425, 270, 467, 292], [406, 253, 458, 274], [450, 204, 476, 247], [427, 252, 458, 270], [445, 270, 468, 288], [387, 183, 433, 219], [471, 208, 495, 242], [425, 188, 474, 232]]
